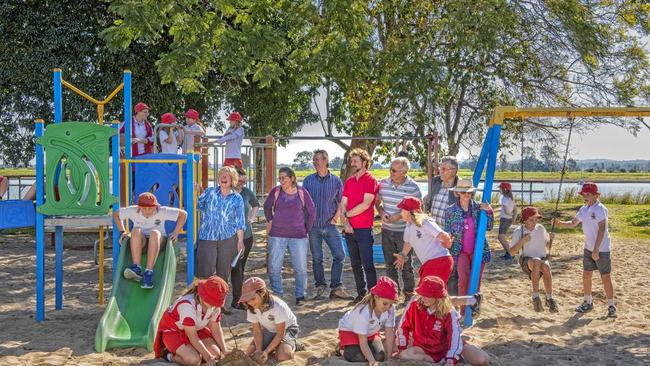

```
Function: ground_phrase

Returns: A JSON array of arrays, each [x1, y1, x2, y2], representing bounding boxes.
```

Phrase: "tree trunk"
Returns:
[[339, 138, 379, 182]]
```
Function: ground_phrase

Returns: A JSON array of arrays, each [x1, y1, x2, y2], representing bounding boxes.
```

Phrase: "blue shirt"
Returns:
[[197, 187, 245, 240], [302, 171, 343, 228]]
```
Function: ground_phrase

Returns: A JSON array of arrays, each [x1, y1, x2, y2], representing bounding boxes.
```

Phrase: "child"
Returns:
[[397, 276, 489, 365], [217, 112, 245, 169], [337, 276, 398, 363], [239, 277, 299, 364], [509, 206, 558, 313], [0, 175, 7, 199], [113, 192, 187, 289], [498, 182, 516, 259], [158, 113, 183, 154], [553, 182, 617, 318], [154, 276, 229, 365], [183, 109, 206, 154]]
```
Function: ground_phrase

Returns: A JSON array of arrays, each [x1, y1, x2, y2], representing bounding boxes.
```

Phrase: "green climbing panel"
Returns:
[[37, 122, 117, 216]]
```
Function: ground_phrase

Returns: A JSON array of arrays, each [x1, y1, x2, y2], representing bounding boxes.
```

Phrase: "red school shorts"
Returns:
[[163, 327, 213, 354], [223, 158, 243, 169], [338, 330, 381, 349], [419, 256, 454, 285]]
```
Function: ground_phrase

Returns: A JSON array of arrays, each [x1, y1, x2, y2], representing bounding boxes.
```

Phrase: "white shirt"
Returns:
[[510, 224, 550, 258], [183, 123, 205, 153], [575, 201, 611, 252], [171, 294, 221, 330], [499, 195, 516, 219], [159, 129, 181, 154], [338, 303, 396, 335], [403, 218, 450, 263], [118, 206, 181, 236], [246, 296, 297, 333], [216, 126, 244, 159], [133, 119, 149, 154]]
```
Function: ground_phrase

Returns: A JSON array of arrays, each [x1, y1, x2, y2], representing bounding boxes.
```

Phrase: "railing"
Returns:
[[2, 176, 34, 200]]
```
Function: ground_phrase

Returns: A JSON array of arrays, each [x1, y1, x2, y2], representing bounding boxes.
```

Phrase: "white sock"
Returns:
[[585, 295, 593, 304], [532, 292, 540, 299], [608, 299, 615, 307], [546, 293, 553, 300]]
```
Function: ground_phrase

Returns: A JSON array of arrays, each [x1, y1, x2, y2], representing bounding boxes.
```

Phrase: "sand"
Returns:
[[1, 226, 649, 366]]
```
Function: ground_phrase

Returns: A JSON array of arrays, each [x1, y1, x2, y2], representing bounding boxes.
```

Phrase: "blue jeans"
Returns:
[[345, 228, 377, 297], [268, 236, 308, 299], [309, 225, 345, 289]]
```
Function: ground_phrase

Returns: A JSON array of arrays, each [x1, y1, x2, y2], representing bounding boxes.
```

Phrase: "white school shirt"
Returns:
[[403, 218, 450, 263], [575, 201, 611, 252], [159, 129, 181, 153], [338, 303, 396, 336], [499, 195, 516, 219], [118, 206, 180, 236], [216, 126, 244, 159], [183, 123, 204, 153], [246, 296, 298, 333], [133, 119, 149, 155], [169, 294, 221, 330], [510, 224, 549, 258]]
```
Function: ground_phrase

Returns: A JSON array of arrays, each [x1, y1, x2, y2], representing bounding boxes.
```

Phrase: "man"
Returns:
[[340, 148, 379, 303], [303, 150, 354, 301], [376, 157, 422, 303], [423, 156, 460, 227]]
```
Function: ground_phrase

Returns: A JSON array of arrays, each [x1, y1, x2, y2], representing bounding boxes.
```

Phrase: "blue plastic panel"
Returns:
[[0, 200, 36, 229], [341, 235, 385, 264]]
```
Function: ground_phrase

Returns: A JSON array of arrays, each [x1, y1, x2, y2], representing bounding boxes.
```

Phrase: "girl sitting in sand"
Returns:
[[239, 277, 300, 364], [397, 276, 490, 366], [154, 276, 229, 366], [337, 276, 398, 364]]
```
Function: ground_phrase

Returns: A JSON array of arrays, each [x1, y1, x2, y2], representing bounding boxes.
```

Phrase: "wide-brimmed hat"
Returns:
[[416, 276, 447, 299], [450, 178, 476, 193], [227, 112, 242, 122], [370, 276, 399, 301], [198, 276, 229, 307], [134, 102, 150, 113], [397, 196, 422, 212], [185, 109, 200, 120], [499, 182, 512, 191], [137, 192, 160, 208], [521, 206, 542, 222], [579, 182, 600, 196], [160, 113, 177, 124]]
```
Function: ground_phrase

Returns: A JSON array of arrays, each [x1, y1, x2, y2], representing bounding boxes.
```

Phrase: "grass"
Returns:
[[543, 186, 650, 205]]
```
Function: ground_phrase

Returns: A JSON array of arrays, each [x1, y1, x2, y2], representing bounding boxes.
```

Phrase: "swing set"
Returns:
[[465, 106, 650, 327]]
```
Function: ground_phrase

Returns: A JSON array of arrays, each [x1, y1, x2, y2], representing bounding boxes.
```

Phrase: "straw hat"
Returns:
[[450, 178, 476, 193]]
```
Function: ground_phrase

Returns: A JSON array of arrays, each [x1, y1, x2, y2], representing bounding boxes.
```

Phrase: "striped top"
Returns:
[[302, 171, 343, 228], [378, 177, 422, 231]]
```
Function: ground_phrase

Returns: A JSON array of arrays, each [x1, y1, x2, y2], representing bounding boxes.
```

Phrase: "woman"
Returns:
[[444, 179, 494, 307], [263, 167, 316, 306], [197, 166, 245, 303], [230, 167, 260, 310]]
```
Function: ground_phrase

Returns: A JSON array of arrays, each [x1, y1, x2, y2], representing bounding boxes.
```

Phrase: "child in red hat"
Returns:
[[337, 276, 398, 364], [397, 276, 489, 365], [157, 113, 183, 154], [120, 102, 154, 156], [553, 182, 617, 318], [113, 192, 187, 289], [509, 206, 559, 312], [154, 276, 229, 365], [183, 109, 206, 154], [217, 112, 245, 169], [497, 181, 517, 259]]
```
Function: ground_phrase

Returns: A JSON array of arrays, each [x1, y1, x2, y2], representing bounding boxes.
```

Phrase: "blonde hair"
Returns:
[[418, 295, 452, 318], [353, 292, 378, 312], [218, 166, 239, 188], [411, 211, 429, 227]]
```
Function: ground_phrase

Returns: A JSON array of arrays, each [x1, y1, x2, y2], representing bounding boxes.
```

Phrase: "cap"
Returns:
[[238, 277, 267, 303]]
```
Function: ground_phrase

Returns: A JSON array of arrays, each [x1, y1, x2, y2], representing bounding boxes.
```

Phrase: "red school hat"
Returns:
[[134, 102, 150, 113], [160, 113, 177, 124], [499, 182, 512, 191], [415, 276, 447, 299], [198, 276, 229, 307], [370, 276, 399, 301], [521, 206, 542, 223], [137, 192, 160, 208], [578, 182, 600, 196], [227, 112, 242, 122], [397, 196, 422, 212], [185, 109, 200, 120]]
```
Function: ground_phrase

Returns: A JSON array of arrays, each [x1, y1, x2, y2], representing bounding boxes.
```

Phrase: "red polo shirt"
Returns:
[[342, 171, 378, 229]]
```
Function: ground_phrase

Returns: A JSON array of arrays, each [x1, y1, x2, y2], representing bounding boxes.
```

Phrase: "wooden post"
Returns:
[[264, 135, 275, 196]]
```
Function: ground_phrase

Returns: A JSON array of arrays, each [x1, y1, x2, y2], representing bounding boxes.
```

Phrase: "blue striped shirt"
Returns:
[[197, 187, 245, 240], [302, 171, 343, 228]]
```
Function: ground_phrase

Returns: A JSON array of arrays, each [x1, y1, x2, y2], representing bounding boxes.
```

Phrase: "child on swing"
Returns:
[[509, 206, 559, 313]]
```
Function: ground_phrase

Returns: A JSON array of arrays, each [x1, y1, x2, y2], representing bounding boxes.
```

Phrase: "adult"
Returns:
[[376, 157, 422, 303], [217, 112, 245, 169], [340, 148, 379, 303], [120, 102, 154, 156], [230, 167, 261, 310], [158, 113, 183, 154], [263, 167, 316, 306], [196, 166, 245, 306], [302, 149, 353, 300], [183, 109, 206, 154], [423, 156, 460, 227], [444, 179, 494, 304]]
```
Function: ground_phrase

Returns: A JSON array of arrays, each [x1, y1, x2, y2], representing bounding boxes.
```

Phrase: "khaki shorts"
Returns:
[[583, 249, 611, 275]]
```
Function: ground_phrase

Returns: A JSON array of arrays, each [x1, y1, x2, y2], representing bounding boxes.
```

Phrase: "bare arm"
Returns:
[[184, 325, 217, 364], [357, 333, 377, 363], [384, 327, 395, 360], [593, 220, 607, 253], [263, 322, 287, 355], [346, 193, 375, 218], [208, 320, 228, 355], [169, 209, 188, 241], [553, 217, 580, 228]]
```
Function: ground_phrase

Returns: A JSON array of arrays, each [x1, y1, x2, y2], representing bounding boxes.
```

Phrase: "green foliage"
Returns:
[[627, 209, 650, 227]]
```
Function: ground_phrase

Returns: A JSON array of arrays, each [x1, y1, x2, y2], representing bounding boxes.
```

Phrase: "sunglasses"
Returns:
[[390, 168, 405, 174]]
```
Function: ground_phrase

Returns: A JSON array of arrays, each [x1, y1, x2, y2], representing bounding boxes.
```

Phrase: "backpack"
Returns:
[[272, 187, 309, 231]]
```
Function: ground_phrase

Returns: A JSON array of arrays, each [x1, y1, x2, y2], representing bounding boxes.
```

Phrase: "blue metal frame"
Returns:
[[111, 120, 121, 279], [35, 120, 45, 322], [185, 153, 195, 284], [472, 127, 493, 187]]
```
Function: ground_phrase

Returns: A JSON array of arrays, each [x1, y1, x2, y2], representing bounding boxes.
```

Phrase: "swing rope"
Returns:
[[549, 117, 575, 254]]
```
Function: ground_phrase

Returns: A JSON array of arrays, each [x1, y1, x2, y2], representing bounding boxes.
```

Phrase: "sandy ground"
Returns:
[[1, 226, 649, 366]]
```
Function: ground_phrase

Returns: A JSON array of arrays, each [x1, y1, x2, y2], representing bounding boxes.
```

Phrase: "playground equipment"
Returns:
[[464, 106, 650, 327]]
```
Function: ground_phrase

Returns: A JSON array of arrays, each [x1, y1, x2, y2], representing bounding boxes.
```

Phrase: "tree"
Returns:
[[567, 158, 578, 172], [292, 151, 313, 170], [540, 145, 560, 172], [330, 156, 343, 170]]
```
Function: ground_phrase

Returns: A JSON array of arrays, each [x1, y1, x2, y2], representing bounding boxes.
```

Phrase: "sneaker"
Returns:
[[330, 286, 354, 300], [575, 301, 593, 313], [312, 285, 328, 300], [123, 264, 143, 281], [295, 297, 305, 306], [546, 298, 559, 313], [470, 292, 482, 316], [607, 305, 617, 318], [141, 269, 154, 289], [532, 297, 544, 312]]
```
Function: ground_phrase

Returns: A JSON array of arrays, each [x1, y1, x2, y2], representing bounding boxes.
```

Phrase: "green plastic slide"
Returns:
[[95, 238, 178, 352]]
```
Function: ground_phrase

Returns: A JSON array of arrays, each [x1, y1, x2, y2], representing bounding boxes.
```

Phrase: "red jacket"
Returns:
[[120, 117, 154, 156], [397, 301, 463, 363]]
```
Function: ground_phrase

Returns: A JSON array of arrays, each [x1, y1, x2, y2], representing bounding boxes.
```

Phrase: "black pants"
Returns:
[[343, 338, 385, 362], [381, 229, 415, 293], [230, 236, 254, 304], [345, 228, 377, 297]]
